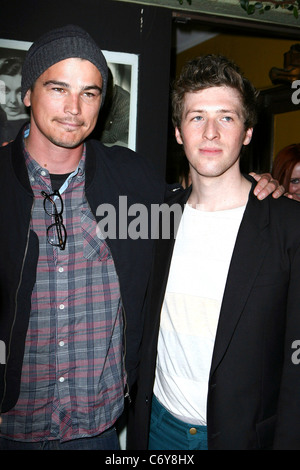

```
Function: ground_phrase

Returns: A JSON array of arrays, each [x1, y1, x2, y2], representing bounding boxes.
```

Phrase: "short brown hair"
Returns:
[[172, 54, 259, 130]]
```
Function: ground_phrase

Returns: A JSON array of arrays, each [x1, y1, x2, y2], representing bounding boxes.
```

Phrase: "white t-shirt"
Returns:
[[153, 203, 245, 425]]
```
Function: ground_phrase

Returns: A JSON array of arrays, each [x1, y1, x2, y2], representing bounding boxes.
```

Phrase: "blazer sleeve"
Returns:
[[274, 242, 300, 449]]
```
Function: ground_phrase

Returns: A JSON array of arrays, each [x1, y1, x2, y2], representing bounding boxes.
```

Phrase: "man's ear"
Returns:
[[243, 127, 253, 146], [175, 127, 183, 145], [23, 89, 31, 108]]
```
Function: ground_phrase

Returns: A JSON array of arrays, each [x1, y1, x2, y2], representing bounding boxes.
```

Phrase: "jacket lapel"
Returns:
[[209, 188, 270, 377]]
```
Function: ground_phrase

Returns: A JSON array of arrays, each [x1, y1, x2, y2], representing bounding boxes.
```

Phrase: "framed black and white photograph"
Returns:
[[98, 50, 139, 151], [0, 39, 31, 146], [0, 38, 139, 150]]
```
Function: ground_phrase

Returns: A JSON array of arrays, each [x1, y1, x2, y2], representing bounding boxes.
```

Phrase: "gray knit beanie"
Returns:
[[21, 24, 108, 105]]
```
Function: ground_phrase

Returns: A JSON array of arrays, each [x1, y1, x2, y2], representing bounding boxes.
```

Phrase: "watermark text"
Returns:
[[96, 197, 183, 240], [291, 340, 300, 365], [0, 340, 6, 364], [291, 80, 300, 105]]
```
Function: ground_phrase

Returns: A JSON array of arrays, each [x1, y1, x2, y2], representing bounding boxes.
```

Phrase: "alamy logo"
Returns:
[[0, 340, 6, 364], [95, 197, 183, 240], [291, 340, 300, 365], [291, 80, 300, 105]]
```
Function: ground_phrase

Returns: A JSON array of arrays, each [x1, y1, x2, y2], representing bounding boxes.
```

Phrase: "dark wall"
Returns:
[[0, 0, 172, 177]]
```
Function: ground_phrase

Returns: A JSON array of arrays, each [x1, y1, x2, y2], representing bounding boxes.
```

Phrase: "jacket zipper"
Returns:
[[0, 201, 34, 419], [122, 302, 131, 405]]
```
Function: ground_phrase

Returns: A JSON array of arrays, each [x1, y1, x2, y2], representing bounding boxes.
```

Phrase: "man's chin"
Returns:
[[49, 136, 85, 149]]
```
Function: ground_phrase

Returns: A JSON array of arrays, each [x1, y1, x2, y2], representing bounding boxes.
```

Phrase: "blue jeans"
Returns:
[[149, 395, 208, 450], [0, 426, 120, 450]]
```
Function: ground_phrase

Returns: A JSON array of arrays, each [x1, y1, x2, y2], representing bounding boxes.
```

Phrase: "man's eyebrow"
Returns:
[[43, 80, 69, 88], [83, 84, 103, 94], [185, 108, 241, 118], [43, 80, 102, 94], [217, 108, 239, 115], [188, 108, 239, 114]]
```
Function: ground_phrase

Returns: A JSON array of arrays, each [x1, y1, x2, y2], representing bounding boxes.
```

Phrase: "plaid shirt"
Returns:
[[0, 135, 125, 442]]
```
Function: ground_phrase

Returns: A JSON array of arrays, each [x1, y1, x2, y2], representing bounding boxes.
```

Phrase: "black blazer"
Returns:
[[127, 178, 300, 450]]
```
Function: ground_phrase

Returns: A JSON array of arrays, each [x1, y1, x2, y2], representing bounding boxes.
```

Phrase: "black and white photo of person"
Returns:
[[0, 56, 29, 146], [92, 63, 130, 147]]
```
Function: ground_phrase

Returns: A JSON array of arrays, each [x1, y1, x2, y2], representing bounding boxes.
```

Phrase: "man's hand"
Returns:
[[284, 192, 300, 201], [249, 172, 285, 200]]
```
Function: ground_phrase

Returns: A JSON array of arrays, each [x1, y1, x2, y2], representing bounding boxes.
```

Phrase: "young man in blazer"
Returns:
[[127, 55, 300, 450]]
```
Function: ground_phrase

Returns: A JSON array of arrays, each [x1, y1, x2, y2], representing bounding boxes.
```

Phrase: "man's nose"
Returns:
[[203, 119, 219, 140], [64, 93, 81, 115]]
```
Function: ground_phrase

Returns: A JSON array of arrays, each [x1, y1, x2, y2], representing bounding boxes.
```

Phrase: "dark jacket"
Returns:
[[0, 126, 166, 414], [127, 179, 300, 450]]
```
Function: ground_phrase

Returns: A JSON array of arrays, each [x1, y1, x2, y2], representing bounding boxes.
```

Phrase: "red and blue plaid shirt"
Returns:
[[0, 132, 125, 442]]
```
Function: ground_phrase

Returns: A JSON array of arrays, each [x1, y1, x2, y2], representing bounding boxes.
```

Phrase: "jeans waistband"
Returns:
[[149, 395, 208, 450]]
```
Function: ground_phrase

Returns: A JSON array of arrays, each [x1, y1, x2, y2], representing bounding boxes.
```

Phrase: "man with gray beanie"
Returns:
[[0, 25, 283, 450], [0, 24, 167, 450]]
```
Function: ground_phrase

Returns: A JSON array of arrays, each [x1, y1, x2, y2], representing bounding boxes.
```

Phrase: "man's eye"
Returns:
[[222, 116, 233, 122], [193, 116, 203, 122], [82, 90, 101, 100]]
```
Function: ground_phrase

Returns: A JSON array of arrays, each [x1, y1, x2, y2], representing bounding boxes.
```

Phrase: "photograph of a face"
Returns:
[[0, 39, 31, 146], [91, 50, 138, 151]]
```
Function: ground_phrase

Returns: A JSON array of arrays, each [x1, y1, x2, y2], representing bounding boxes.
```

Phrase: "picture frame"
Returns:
[[0, 39, 31, 145], [102, 50, 139, 151], [0, 38, 139, 150], [0, 38, 31, 57]]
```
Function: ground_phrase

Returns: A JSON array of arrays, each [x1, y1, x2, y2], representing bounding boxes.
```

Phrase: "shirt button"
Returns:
[[189, 427, 197, 435], [59, 341, 65, 347], [59, 304, 65, 310], [41, 170, 47, 176], [58, 267, 64, 273], [59, 377, 65, 383]]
